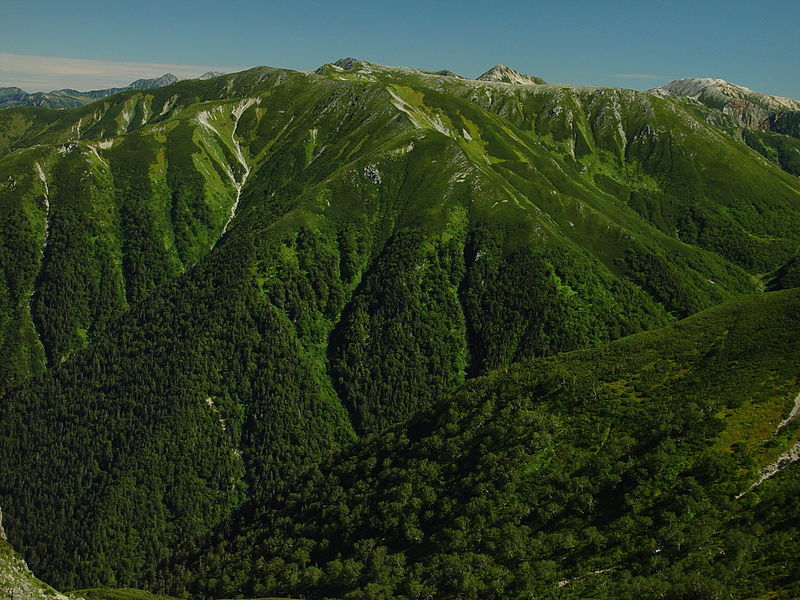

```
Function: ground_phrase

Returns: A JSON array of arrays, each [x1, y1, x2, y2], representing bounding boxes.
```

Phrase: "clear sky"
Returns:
[[1, 0, 798, 98]]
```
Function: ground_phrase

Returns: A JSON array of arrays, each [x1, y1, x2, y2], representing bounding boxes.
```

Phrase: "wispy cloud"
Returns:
[[0, 53, 249, 92], [612, 73, 662, 80]]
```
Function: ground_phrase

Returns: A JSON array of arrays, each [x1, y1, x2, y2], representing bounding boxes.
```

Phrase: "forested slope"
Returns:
[[164, 290, 800, 600], [1, 59, 799, 590]]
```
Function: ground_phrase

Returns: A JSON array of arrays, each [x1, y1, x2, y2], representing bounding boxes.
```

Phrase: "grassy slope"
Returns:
[[170, 290, 800, 600], [1, 62, 800, 589]]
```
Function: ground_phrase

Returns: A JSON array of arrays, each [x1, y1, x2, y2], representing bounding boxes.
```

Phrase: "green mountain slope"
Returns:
[[1, 59, 799, 590], [165, 289, 800, 600]]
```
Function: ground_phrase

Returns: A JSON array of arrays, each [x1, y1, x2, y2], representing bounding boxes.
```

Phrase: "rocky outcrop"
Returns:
[[477, 64, 545, 85], [723, 98, 771, 130], [650, 77, 800, 136]]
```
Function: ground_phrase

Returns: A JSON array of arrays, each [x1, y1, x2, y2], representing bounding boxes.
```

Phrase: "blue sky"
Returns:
[[2, 0, 798, 97]]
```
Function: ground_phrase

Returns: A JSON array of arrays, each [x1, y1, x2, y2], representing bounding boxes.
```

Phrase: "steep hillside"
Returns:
[[0, 516, 72, 600], [652, 77, 800, 175], [165, 290, 800, 600], [1, 59, 799, 590]]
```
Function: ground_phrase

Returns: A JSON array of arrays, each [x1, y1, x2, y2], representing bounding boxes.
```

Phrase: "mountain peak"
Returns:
[[333, 57, 363, 71], [476, 64, 544, 85], [127, 73, 180, 89], [198, 71, 225, 80], [650, 77, 800, 112]]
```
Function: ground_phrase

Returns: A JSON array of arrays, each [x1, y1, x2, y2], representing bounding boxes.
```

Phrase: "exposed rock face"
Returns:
[[363, 164, 381, 184], [477, 64, 545, 85], [0, 507, 6, 541], [650, 78, 800, 134], [723, 98, 771, 130], [431, 69, 465, 79], [334, 57, 360, 71], [651, 77, 800, 112]]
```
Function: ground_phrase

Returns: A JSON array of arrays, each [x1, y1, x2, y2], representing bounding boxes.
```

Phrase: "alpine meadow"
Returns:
[[0, 55, 799, 600]]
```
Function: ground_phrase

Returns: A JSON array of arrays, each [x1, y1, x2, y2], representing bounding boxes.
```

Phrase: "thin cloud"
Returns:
[[612, 73, 662, 80], [0, 53, 249, 92]]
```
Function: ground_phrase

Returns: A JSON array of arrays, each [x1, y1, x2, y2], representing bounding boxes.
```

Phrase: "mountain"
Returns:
[[163, 289, 800, 600], [651, 77, 800, 176], [651, 77, 800, 114], [126, 73, 180, 90], [477, 64, 545, 85], [0, 58, 799, 590], [0, 72, 209, 109]]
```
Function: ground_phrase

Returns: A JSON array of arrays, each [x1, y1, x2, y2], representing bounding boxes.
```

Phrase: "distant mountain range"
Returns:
[[0, 71, 225, 109]]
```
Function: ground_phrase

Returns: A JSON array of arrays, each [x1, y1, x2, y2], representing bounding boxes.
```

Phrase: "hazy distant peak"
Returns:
[[198, 71, 225, 80], [128, 73, 181, 89]]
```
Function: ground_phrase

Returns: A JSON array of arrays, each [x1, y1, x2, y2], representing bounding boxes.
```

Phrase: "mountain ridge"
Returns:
[[1, 57, 799, 591], [0, 71, 227, 109]]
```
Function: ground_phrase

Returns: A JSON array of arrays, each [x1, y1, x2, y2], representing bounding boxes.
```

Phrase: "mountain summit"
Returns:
[[650, 77, 800, 112], [477, 64, 545, 85], [127, 72, 180, 89]]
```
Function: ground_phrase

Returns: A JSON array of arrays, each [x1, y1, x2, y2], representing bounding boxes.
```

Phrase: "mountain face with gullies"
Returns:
[[0, 57, 798, 597], [651, 77, 800, 176]]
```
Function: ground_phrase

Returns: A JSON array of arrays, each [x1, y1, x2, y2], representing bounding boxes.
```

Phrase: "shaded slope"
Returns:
[[167, 290, 800, 600]]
